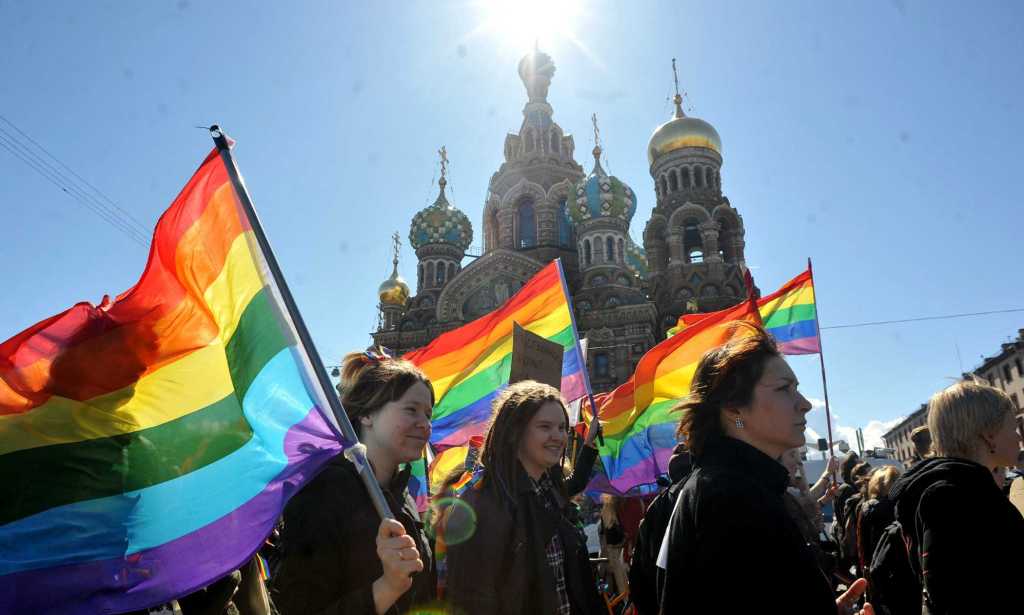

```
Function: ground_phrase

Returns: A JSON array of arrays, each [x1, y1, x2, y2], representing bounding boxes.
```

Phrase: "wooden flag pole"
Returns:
[[211, 127, 395, 522], [807, 258, 837, 468]]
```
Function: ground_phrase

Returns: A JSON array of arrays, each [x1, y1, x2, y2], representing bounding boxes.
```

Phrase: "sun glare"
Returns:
[[471, 0, 586, 54]]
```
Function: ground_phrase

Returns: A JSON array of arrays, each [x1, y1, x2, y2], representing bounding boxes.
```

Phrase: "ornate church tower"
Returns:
[[481, 46, 584, 272], [409, 147, 473, 301], [643, 60, 748, 332], [376, 231, 410, 331], [567, 114, 656, 391]]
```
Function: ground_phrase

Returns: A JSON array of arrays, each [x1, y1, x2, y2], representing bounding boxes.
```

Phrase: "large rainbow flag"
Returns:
[[404, 260, 587, 451], [0, 147, 343, 613], [667, 268, 820, 355], [586, 299, 762, 495]]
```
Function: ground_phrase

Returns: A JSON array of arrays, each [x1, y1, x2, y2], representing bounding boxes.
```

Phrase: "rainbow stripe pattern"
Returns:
[[758, 269, 819, 355], [587, 300, 762, 496], [0, 149, 343, 614], [667, 268, 820, 356], [404, 260, 586, 450]]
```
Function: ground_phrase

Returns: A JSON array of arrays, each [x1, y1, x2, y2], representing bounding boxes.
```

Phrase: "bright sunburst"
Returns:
[[469, 0, 588, 55]]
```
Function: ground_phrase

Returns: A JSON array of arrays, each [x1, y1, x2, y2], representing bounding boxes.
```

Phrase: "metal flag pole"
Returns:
[[210, 126, 395, 522], [554, 258, 603, 446], [808, 258, 837, 468]]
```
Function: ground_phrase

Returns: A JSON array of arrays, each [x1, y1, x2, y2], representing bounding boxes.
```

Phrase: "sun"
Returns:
[[470, 0, 586, 54]]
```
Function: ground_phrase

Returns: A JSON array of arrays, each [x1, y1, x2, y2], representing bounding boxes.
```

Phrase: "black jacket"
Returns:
[[890, 456, 1024, 614], [271, 457, 436, 615], [856, 496, 894, 572], [445, 462, 603, 615], [660, 436, 836, 614]]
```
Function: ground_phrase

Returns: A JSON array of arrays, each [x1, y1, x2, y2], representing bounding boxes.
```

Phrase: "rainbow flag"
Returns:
[[758, 269, 819, 355], [0, 147, 343, 613], [586, 299, 762, 495], [404, 260, 586, 450], [667, 268, 820, 355]]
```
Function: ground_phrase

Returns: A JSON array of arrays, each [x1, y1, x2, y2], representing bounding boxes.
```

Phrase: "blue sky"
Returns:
[[2, 1, 1022, 449]]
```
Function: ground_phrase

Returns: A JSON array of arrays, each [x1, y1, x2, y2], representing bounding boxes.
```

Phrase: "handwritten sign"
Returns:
[[509, 322, 564, 390]]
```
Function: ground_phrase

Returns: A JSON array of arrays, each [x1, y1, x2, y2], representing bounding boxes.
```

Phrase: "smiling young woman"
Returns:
[[660, 325, 872, 615], [272, 350, 437, 615], [444, 380, 603, 615]]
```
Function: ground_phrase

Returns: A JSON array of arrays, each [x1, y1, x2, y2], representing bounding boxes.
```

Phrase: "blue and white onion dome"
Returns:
[[409, 176, 473, 252], [566, 145, 637, 225]]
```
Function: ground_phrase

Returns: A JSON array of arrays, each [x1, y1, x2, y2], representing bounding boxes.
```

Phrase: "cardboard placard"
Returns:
[[509, 322, 564, 390]]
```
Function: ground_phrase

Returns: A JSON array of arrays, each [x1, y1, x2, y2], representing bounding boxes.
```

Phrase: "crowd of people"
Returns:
[[139, 325, 1023, 615]]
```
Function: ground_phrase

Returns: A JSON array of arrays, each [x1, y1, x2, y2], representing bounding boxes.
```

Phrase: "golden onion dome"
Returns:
[[647, 95, 722, 165], [378, 264, 410, 307]]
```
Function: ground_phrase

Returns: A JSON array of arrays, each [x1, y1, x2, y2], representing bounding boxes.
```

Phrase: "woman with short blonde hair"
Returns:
[[890, 380, 1023, 613]]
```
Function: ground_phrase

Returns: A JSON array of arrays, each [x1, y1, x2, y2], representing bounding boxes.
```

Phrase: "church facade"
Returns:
[[373, 49, 750, 393]]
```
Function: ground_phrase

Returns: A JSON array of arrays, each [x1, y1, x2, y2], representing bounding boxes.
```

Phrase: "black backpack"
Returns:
[[866, 520, 921, 615]]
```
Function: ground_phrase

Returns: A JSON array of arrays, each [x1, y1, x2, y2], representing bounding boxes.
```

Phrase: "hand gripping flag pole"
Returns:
[[211, 126, 395, 522]]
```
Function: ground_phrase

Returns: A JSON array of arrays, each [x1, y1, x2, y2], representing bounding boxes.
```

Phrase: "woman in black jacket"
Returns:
[[659, 324, 871, 615], [890, 381, 1023, 614], [272, 350, 437, 615], [444, 380, 603, 615]]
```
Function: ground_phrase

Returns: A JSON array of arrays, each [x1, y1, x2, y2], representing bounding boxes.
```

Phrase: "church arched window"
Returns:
[[558, 198, 574, 247], [583, 238, 592, 266], [606, 236, 615, 262], [524, 129, 534, 152], [668, 169, 679, 192], [703, 167, 711, 188], [695, 167, 704, 188], [448, 263, 456, 281], [426, 261, 435, 287], [682, 218, 702, 263], [418, 263, 424, 288], [550, 132, 560, 153], [436, 263, 446, 285], [659, 175, 668, 196], [681, 167, 691, 189], [517, 198, 536, 248], [618, 238, 624, 263]]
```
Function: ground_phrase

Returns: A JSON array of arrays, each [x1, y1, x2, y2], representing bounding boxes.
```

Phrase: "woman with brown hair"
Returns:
[[444, 380, 603, 615], [272, 350, 436, 615], [659, 325, 872, 614], [890, 380, 1023, 613]]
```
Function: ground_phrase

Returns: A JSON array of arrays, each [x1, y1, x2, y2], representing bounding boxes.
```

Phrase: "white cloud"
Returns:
[[807, 397, 826, 410], [833, 416, 906, 451]]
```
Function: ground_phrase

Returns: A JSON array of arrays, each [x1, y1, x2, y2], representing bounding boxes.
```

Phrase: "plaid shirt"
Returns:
[[532, 474, 572, 615]]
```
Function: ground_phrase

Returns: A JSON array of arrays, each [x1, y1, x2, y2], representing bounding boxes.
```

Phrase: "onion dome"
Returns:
[[567, 142, 637, 225], [624, 239, 649, 280], [647, 93, 722, 165], [378, 233, 410, 306], [409, 175, 473, 251]]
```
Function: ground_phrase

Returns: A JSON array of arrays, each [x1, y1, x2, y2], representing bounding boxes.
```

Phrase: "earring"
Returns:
[[735, 418, 745, 429]]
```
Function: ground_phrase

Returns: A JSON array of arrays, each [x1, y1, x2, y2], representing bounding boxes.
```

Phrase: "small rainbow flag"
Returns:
[[758, 269, 819, 355], [667, 268, 820, 356], [404, 260, 586, 450], [0, 146, 342, 613], [586, 299, 762, 495]]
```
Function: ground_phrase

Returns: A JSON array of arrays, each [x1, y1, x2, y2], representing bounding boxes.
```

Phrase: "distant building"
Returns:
[[883, 328, 1024, 463], [974, 328, 1024, 413], [882, 404, 928, 465]]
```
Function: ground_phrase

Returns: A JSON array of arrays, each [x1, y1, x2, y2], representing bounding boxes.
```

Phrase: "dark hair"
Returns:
[[338, 348, 433, 436], [481, 380, 569, 502], [851, 462, 873, 495], [674, 324, 781, 457], [840, 453, 861, 484], [909, 425, 932, 458]]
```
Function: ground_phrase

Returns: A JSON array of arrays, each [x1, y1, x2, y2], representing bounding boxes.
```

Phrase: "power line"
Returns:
[[0, 117, 150, 246], [821, 308, 1024, 331]]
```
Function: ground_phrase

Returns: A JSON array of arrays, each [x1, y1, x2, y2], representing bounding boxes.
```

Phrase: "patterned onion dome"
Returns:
[[624, 238, 650, 280], [567, 147, 637, 225], [409, 178, 473, 251], [378, 265, 410, 306], [647, 96, 722, 165]]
